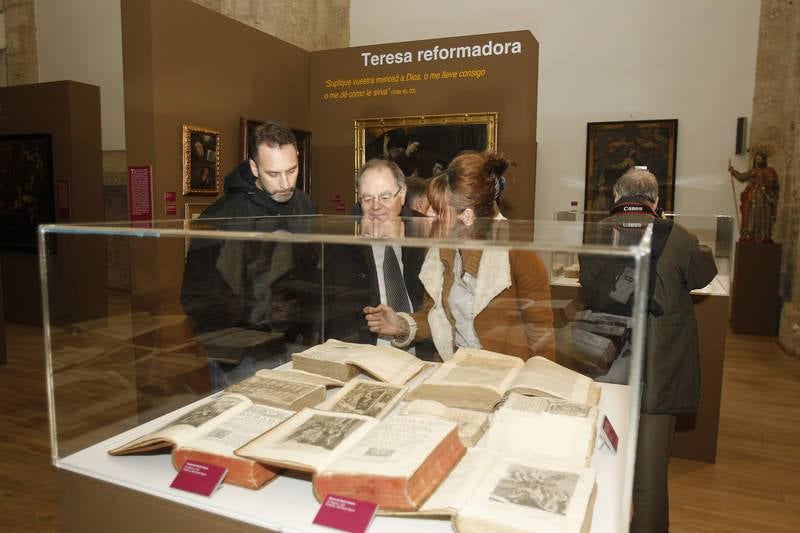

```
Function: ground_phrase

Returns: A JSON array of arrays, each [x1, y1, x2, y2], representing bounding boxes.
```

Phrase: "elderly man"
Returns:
[[323, 159, 428, 353], [580, 168, 717, 533]]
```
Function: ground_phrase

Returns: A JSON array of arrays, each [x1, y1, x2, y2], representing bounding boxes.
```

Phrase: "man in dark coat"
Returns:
[[181, 122, 317, 388], [323, 159, 432, 358], [580, 168, 717, 532]]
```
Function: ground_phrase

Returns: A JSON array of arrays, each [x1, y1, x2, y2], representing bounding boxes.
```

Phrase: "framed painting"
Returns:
[[182, 125, 221, 196], [239, 117, 312, 194], [584, 119, 678, 215], [0, 133, 55, 251], [354, 112, 499, 181]]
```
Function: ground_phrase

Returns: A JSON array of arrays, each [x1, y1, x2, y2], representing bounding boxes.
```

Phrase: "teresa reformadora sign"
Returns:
[[360, 39, 523, 67]]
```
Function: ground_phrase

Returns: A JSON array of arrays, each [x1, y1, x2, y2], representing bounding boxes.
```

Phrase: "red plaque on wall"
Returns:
[[56, 180, 70, 219], [128, 166, 153, 223]]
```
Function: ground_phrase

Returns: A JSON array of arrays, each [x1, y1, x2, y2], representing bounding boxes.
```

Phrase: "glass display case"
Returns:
[[40, 215, 653, 533], [551, 211, 733, 296]]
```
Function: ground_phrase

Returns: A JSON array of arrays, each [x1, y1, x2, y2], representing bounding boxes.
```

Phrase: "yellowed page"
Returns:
[[416, 348, 522, 393], [417, 447, 497, 514], [500, 392, 598, 421], [235, 408, 376, 473], [182, 404, 293, 458], [510, 356, 595, 404], [343, 344, 427, 385], [401, 400, 489, 447], [266, 368, 346, 388], [455, 458, 596, 533], [321, 414, 457, 478], [227, 375, 324, 409], [109, 393, 251, 454], [317, 379, 406, 419]]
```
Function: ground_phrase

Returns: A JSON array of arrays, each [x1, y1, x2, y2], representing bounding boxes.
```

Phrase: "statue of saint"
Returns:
[[728, 150, 779, 243]]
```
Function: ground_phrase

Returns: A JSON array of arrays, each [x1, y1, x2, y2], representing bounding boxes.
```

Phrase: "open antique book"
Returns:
[[400, 400, 490, 447], [405, 348, 601, 411], [316, 378, 407, 419], [236, 409, 465, 510], [108, 394, 292, 489], [292, 339, 427, 384], [486, 393, 599, 468], [226, 370, 327, 411], [385, 448, 596, 533]]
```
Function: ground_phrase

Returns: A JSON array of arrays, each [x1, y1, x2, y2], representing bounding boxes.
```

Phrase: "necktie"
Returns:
[[383, 245, 411, 313]]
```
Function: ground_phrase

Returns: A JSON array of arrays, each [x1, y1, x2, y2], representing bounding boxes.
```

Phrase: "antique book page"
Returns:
[[109, 393, 251, 454], [510, 356, 595, 405], [317, 379, 406, 419], [454, 458, 596, 533], [486, 409, 597, 468], [227, 375, 324, 409], [322, 415, 458, 478], [401, 400, 490, 447], [266, 368, 346, 388], [293, 339, 354, 363], [181, 404, 293, 458], [416, 447, 496, 515], [343, 344, 427, 385], [500, 393, 598, 421], [405, 348, 523, 409], [235, 408, 377, 474]]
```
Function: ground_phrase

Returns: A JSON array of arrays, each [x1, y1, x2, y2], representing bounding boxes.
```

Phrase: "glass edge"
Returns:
[[38, 226, 59, 465]]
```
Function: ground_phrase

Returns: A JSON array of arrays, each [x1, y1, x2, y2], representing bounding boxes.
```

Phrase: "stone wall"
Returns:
[[189, 0, 349, 50], [4, 0, 38, 85], [752, 0, 800, 356]]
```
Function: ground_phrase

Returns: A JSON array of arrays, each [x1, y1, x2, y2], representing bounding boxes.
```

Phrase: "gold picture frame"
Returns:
[[354, 112, 499, 182], [182, 125, 221, 196]]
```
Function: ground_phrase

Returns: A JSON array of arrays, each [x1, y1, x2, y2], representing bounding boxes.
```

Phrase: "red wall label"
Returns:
[[128, 166, 153, 222]]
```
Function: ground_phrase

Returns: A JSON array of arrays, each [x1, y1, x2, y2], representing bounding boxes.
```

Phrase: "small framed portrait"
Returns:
[[182, 125, 221, 196], [239, 117, 312, 194]]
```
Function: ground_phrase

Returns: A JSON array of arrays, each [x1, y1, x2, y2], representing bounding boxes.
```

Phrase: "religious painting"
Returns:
[[182, 125, 221, 196], [584, 119, 678, 215], [355, 112, 499, 181], [0, 134, 55, 251], [239, 117, 312, 194]]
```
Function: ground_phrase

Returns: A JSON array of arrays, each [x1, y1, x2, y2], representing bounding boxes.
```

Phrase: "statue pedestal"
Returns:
[[731, 242, 782, 335]]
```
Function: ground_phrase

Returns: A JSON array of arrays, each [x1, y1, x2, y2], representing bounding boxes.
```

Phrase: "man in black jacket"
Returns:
[[181, 122, 317, 388]]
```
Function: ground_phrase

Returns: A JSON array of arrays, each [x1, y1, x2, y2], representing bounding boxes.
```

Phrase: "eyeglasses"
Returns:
[[359, 186, 402, 206]]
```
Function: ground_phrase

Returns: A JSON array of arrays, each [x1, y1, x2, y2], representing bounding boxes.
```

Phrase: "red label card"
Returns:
[[56, 180, 71, 219], [313, 495, 377, 533], [128, 166, 153, 223], [164, 191, 177, 202], [170, 460, 227, 497], [165, 203, 177, 215], [600, 415, 619, 453]]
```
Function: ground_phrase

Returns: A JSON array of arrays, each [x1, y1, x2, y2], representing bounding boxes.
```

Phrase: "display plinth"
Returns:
[[731, 242, 781, 335]]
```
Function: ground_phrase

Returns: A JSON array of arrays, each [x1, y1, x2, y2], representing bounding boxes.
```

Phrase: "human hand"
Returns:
[[363, 304, 402, 336]]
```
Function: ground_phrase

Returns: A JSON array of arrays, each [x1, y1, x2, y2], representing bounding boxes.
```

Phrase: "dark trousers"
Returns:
[[631, 413, 676, 533]]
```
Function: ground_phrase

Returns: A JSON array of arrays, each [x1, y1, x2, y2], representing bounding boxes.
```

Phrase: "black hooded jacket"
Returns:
[[180, 161, 317, 362], [201, 160, 315, 218]]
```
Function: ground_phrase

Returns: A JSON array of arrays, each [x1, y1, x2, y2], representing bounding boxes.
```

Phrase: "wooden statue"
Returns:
[[728, 148, 779, 243]]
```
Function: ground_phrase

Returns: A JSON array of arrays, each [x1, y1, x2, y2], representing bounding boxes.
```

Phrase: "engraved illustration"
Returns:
[[170, 396, 241, 428], [489, 464, 578, 516], [331, 383, 401, 417], [228, 377, 315, 403], [283, 415, 366, 450]]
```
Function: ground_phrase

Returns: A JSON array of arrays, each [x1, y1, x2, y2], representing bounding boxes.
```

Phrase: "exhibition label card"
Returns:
[[313, 495, 377, 533], [170, 460, 227, 497], [599, 414, 619, 453]]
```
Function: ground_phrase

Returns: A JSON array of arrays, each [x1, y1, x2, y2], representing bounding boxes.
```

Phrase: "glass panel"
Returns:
[[41, 215, 650, 530]]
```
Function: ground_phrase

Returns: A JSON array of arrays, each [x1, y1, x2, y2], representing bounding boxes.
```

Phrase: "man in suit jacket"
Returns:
[[324, 159, 431, 357]]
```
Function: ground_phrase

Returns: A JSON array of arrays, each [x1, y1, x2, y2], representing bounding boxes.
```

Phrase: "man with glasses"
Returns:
[[323, 159, 430, 356], [181, 122, 317, 389]]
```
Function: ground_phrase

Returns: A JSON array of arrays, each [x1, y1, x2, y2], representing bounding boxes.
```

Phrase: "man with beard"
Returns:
[[181, 122, 317, 388]]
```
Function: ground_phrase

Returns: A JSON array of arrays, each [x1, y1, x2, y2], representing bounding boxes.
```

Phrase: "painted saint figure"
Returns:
[[728, 150, 779, 243]]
